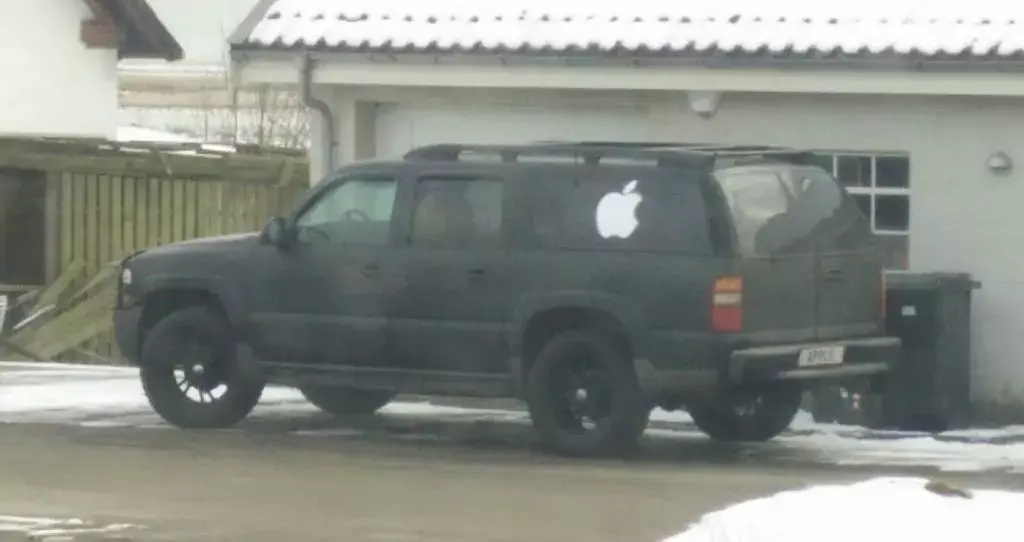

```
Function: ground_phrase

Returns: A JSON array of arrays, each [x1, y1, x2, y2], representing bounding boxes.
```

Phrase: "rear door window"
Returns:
[[527, 167, 713, 254], [714, 164, 871, 256]]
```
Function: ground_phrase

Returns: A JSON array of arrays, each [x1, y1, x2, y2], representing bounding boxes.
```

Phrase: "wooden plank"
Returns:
[[196, 182, 211, 237], [135, 178, 147, 250], [123, 176, 136, 253], [73, 175, 86, 264], [85, 175, 99, 276], [219, 182, 233, 234], [160, 179, 172, 245], [232, 184, 245, 233], [184, 180, 197, 239], [44, 172, 61, 284], [97, 175, 111, 271], [111, 176, 123, 261], [255, 184, 269, 228], [148, 178, 159, 247], [60, 173, 73, 271], [172, 179, 185, 241], [33, 258, 85, 310]]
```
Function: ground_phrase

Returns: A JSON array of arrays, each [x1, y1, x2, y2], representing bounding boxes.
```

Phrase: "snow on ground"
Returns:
[[663, 477, 1021, 542], [0, 514, 140, 539], [5, 362, 1024, 472]]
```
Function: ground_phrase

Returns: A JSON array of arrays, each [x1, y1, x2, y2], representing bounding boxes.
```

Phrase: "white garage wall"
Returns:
[[374, 102, 654, 158]]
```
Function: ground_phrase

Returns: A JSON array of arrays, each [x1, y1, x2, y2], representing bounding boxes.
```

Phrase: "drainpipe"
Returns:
[[299, 53, 336, 179]]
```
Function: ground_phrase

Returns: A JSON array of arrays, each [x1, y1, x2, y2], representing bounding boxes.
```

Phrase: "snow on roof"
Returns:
[[116, 125, 237, 154], [664, 477, 1018, 542], [232, 0, 1024, 60]]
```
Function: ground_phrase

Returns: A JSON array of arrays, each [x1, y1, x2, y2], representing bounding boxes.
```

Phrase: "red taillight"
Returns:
[[711, 276, 744, 332]]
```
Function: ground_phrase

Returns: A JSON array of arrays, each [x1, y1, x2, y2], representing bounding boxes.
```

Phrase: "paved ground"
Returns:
[[3, 363, 1024, 541], [1, 421, 1018, 542]]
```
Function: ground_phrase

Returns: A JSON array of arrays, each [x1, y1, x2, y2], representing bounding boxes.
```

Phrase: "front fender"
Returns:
[[133, 274, 244, 328]]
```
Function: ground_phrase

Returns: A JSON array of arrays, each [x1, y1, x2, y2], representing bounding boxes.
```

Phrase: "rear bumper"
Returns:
[[634, 335, 899, 395], [113, 307, 143, 365], [727, 336, 899, 384]]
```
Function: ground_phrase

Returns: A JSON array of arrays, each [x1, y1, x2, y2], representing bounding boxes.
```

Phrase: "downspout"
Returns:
[[299, 53, 336, 178]]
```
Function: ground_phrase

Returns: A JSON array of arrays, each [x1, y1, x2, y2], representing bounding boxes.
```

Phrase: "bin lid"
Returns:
[[884, 271, 981, 290]]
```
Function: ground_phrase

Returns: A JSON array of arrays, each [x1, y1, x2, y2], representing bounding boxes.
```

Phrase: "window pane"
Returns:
[[836, 155, 872, 188], [806, 154, 836, 176], [529, 169, 711, 253], [411, 176, 503, 247], [876, 156, 910, 189], [296, 176, 396, 245], [875, 194, 909, 231]]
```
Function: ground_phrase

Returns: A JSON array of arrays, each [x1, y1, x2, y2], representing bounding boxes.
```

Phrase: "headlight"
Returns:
[[121, 267, 133, 286]]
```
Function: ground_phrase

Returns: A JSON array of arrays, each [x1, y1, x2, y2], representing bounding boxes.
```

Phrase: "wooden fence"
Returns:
[[0, 137, 309, 363]]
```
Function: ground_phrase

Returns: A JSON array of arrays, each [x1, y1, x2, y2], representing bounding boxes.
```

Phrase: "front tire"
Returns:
[[525, 329, 650, 457], [139, 306, 264, 429], [300, 385, 394, 416], [688, 383, 802, 442]]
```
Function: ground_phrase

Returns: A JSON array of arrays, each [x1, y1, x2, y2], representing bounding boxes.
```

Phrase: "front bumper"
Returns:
[[113, 306, 143, 364], [728, 336, 900, 384]]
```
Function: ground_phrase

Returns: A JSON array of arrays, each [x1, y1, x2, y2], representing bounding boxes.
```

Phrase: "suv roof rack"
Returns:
[[403, 143, 712, 167], [403, 142, 812, 166]]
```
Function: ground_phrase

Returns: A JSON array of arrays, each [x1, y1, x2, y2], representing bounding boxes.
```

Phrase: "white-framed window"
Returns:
[[808, 152, 910, 269]]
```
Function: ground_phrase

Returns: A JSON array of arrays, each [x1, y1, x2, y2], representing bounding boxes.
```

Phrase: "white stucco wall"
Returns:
[[0, 0, 119, 139], [316, 85, 1024, 415]]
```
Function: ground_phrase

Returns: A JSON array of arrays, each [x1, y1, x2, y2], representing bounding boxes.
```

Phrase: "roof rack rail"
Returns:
[[403, 143, 713, 167]]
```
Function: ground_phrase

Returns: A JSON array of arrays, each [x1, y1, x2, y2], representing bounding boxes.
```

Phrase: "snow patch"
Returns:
[[663, 477, 1021, 542]]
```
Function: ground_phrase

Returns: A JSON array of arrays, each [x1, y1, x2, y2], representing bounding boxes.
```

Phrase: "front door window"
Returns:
[[296, 176, 398, 246]]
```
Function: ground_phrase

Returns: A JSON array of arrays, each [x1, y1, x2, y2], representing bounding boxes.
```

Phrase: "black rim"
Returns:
[[162, 327, 229, 405], [549, 349, 613, 433]]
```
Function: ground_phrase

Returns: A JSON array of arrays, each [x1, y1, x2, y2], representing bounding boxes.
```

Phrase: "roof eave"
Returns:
[[104, 0, 184, 62]]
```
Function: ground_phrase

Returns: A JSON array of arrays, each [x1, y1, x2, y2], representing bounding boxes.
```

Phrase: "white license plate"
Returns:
[[797, 345, 845, 367]]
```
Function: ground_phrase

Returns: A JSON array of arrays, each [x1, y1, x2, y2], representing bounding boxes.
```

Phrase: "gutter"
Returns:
[[299, 53, 336, 178]]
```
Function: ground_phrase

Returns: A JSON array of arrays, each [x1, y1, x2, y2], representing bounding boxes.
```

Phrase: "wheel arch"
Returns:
[[135, 276, 240, 357], [510, 293, 645, 383]]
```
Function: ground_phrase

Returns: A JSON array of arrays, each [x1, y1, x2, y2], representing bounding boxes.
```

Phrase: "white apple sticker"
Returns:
[[595, 180, 642, 239]]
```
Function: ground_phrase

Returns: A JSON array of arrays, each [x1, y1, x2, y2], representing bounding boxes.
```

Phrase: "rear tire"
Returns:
[[525, 329, 650, 457], [688, 383, 802, 442], [140, 306, 264, 429], [300, 385, 394, 416]]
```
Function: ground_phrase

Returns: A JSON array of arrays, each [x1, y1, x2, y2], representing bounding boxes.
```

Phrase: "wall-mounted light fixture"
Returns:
[[987, 151, 1013, 173], [687, 91, 722, 119]]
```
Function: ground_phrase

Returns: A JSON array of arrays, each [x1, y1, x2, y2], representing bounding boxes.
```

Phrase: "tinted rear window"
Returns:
[[527, 167, 713, 254], [714, 164, 871, 256]]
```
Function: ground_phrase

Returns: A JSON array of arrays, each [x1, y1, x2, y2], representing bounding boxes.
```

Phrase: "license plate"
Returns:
[[798, 345, 845, 367]]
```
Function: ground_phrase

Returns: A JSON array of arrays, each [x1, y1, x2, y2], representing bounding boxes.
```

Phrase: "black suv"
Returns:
[[113, 142, 899, 456]]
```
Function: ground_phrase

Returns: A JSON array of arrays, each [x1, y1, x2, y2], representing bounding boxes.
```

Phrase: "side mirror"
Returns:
[[262, 216, 292, 248]]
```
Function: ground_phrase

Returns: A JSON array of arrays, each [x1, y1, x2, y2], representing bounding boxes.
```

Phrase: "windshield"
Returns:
[[714, 163, 868, 256]]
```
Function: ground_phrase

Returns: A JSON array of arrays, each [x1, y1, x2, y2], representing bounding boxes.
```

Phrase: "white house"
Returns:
[[229, 0, 1024, 420], [0, 0, 181, 139]]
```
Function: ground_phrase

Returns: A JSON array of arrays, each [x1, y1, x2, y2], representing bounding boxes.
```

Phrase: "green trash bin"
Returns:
[[881, 272, 980, 431]]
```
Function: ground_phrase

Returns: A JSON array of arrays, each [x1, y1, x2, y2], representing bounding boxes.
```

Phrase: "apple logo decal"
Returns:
[[595, 180, 642, 239]]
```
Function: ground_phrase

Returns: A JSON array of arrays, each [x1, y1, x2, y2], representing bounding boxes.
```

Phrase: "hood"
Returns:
[[129, 231, 260, 264]]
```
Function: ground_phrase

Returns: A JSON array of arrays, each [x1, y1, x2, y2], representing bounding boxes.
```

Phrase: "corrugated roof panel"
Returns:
[[233, 0, 1024, 60]]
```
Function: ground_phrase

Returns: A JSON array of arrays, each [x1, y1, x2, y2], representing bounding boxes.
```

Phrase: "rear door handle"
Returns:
[[467, 268, 486, 280], [361, 264, 380, 277], [823, 268, 844, 281]]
